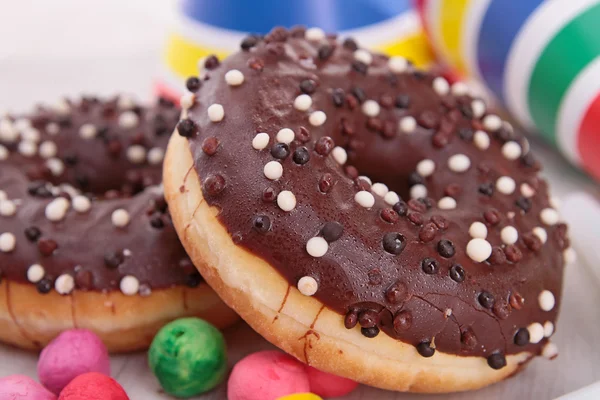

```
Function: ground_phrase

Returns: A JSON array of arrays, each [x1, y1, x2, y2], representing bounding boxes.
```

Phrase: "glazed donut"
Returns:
[[0, 95, 238, 352], [164, 27, 572, 392]]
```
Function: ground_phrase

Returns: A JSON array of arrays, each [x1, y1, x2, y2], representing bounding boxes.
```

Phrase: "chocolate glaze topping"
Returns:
[[184, 27, 568, 363], [0, 96, 200, 294]]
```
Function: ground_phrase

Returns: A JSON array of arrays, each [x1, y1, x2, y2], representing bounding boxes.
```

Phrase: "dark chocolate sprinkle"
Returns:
[[478, 291, 495, 309], [352, 61, 368, 75], [186, 272, 202, 288], [382, 233, 406, 255], [253, 215, 271, 234], [458, 127, 474, 141], [421, 258, 439, 275], [437, 239, 455, 258], [487, 353, 507, 370], [514, 328, 530, 346], [449, 264, 465, 282], [416, 341, 435, 358], [342, 38, 358, 51], [240, 35, 259, 50], [321, 222, 343, 242], [24, 226, 41, 242], [331, 89, 345, 107], [393, 201, 408, 216], [36, 278, 52, 294], [177, 119, 197, 138], [292, 147, 310, 165], [318, 45, 334, 60], [104, 251, 124, 269], [300, 79, 317, 94], [516, 197, 532, 213], [271, 143, 290, 159], [361, 326, 380, 338], [203, 55, 220, 69], [351, 87, 366, 103], [185, 77, 201, 92], [478, 182, 494, 196], [395, 94, 411, 109]]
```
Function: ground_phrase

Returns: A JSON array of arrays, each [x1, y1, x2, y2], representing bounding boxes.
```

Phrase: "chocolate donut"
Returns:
[[0, 95, 238, 352], [164, 27, 571, 392]]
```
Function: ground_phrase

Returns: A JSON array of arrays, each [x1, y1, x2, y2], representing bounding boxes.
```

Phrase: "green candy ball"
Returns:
[[148, 317, 227, 398]]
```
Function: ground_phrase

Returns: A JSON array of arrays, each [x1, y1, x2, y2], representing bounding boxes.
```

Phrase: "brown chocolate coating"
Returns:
[[0, 96, 200, 293], [184, 29, 566, 361]]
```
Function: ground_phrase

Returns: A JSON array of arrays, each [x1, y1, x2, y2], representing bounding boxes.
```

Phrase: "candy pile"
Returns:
[[0, 318, 358, 399], [0, 329, 127, 399]]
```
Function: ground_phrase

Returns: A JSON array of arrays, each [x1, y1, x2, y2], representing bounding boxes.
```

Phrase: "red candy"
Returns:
[[58, 373, 128, 400], [305, 366, 358, 398]]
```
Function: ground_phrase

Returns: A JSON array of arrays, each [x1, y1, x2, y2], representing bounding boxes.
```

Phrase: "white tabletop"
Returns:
[[1, 2, 599, 399]]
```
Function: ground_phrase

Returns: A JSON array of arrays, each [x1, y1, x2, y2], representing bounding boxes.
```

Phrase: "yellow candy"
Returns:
[[277, 394, 323, 400]]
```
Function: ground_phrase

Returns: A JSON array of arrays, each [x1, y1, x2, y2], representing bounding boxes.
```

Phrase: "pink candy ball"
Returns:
[[305, 366, 358, 398], [0, 374, 56, 400], [58, 372, 128, 400], [37, 329, 110, 395], [228, 351, 310, 400]]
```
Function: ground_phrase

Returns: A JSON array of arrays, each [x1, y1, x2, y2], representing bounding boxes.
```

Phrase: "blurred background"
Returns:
[[1, 1, 600, 398]]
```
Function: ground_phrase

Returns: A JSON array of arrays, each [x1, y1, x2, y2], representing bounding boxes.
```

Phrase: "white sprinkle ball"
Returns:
[[483, 114, 502, 131], [72, 195, 91, 213], [0, 145, 7, 160], [127, 145, 147, 164], [354, 49, 373, 65], [438, 197, 457, 210], [451, 82, 469, 96], [533, 227, 548, 244], [46, 122, 60, 136], [410, 184, 428, 199], [448, 154, 471, 173], [371, 183, 389, 197], [305, 27, 326, 41], [46, 158, 65, 176], [225, 69, 245, 86], [527, 323, 545, 344], [264, 161, 283, 180], [502, 141, 522, 160], [563, 248, 577, 265], [39, 141, 58, 159], [27, 264, 45, 283], [544, 321, 555, 337], [252, 133, 270, 150], [416, 159, 435, 177], [361, 100, 380, 117], [180, 93, 195, 109], [147, 147, 165, 165], [466, 238, 492, 262], [309, 111, 327, 127], [112, 209, 130, 228], [469, 222, 488, 239], [117, 95, 135, 110], [384, 191, 400, 206], [500, 226, 519, 245], [399, 116, 417, 134], [45, 197, 70, 222], [496, 176, 516, 194], [207, 104, 225, 122], [542, 342, 558, 359], [276, 128, 295, 144], [331, 146, 348, 165], [355, 191, 375, 208], [53, 99, 71, 115], [79, 123, 97, 139], [118, 111, 139, 128], [0, 232, 16, 252], [538, 290, 555, 311], [294, 94, 313, 111], [520, 183, 535, 198], [21, 128, 40, 143], [358, 176, 372, 185], [0, 119, 19, 142], [120, 275, 140, 296], [0, 200, 17, 217], [277, 191, 297, 212], [55, 274, 75, 295], [388, 56, 409, 73], [306, 237, 328, 257], [297, 276, 318, 296], [540, 208, 559, 225], [471, 99, 486, 118], [473, 130, 490, 150], [18, 140, 37, 157], [432, 77, 450, 96]]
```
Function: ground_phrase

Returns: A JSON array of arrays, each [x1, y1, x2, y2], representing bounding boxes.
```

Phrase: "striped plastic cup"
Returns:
[[417, 0, 600, 180], [157, 0, 433, 98]]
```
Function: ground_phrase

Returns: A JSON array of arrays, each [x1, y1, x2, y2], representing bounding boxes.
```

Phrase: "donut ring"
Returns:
[[0, 95, 237, 352], [164, 27, 569, 392]]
